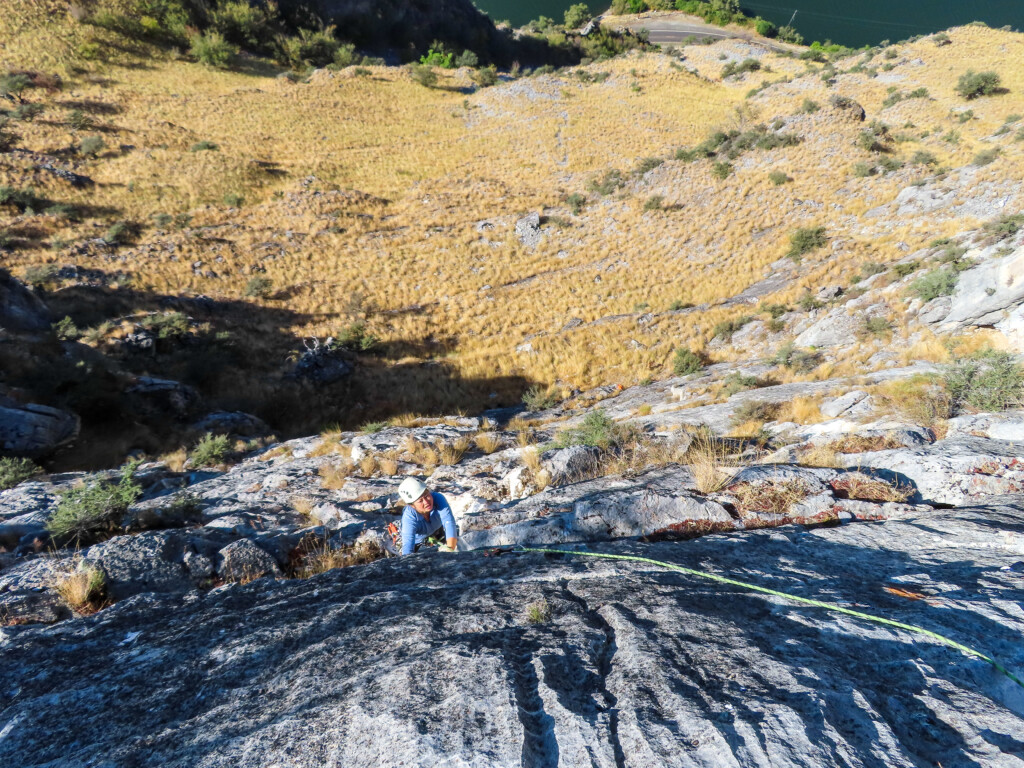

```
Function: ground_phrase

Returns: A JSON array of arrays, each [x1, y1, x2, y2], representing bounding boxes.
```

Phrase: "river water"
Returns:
[[472, 1, 1022, 47]]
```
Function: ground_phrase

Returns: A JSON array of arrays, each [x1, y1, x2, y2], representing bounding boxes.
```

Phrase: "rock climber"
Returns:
[[385, 477, 459, 556]]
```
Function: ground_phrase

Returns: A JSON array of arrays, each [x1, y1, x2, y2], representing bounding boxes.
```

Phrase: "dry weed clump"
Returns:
[[684, 428, 738, 495], [290, 496, 315, 519], [797, 444, 844, 468], [378, 451, 400, 476], [292, 536, 386, 578], [319, 460, 353, 489], [358, 453, 379, 477], [730, 478, 810, 516], [873, 375, 952, 427], [52, 563, 107, 615], [824, 433, 905, 453], [436, 436, 471, 466], [309, 437, 346, 457], [830, 473, 913, 503], [474, 431, 505, 454], [158, 447, 188, 472]]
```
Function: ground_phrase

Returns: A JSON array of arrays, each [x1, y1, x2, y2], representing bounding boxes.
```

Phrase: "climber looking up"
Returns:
[[387, 477, 459, 556]]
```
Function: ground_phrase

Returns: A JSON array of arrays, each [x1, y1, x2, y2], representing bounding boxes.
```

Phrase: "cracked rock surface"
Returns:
[[2, 499, 1023, 767]]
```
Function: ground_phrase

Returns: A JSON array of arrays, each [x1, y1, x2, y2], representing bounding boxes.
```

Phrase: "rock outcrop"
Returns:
[[2, 499, 1022, 767], [0, 398, 80, 459]]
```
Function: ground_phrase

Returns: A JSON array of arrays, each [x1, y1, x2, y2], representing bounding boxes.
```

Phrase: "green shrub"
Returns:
[[190, 31, 237, 68], [190, 432, 233, 467], [67, 109, 92, 130], [983, 213, 1024, 241], [13, 103, 44, 121], [331, 43, 358, 68], [945, 350, 1024, 413], [103, 221, 135, 245], [472, 65, 498, 88], [0, 73, 32, 98], [910, 150, 937, 165], [973, 148, 1000, 166], [337, 321, 377, 351], [190, 140, 219, 152], [852, 161, 875, 177], [281, 28, 339, 68], [79, 135, 105, 156], [800, 98, 820, 114], [712, 316, 752, 341], [52, 315, 80, 341], [0, 185, 40, 212], [454, 50, 478, 68], [210, 0, 276, 48], [711, 161, 732, 179], [673, 347, 704, 375], [912, 269, 957, 302], [23, 263, 57, 286], [359, 421, 387, 434], [787, 226, 827, 259], [522, 385, 559, 411], [860, 316, 891, 338], [566, 193, 586, 215], [46, 461, 141, 546], [669, 299, 693, 311], [552, 410, 627, 450], [588, 169, 625, 196], [771, 342, 821, 372], [409, 63, 438, 88], [140, 311, 189, 340], [721, 372, 759, 397], [0, 457, 41, 491], [419, 47, 453, 68], [643, 194, 663, 211], [244, 276, 273, 298], [721, 58, 761, 79], [754, 18, 777, 37], [634, 156, 664, 175], [759, 303, 788, 318], [954, 70, 1002, 100], [777, 25, 803, 44], [565, 3, 593, 29], [730, 399, 780, 426], [892, 261, 920, 277], [798, 292, 822, 311], [768, 170, 790, 185]]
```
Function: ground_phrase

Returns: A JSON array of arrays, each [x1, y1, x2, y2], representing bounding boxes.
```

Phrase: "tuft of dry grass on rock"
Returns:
[[292, 536, 386, 578], [730, 478, 810, 516], [831, 473, 913, 503], [824, 433, 905, 453], [290, 496, 315, 519], [525, 598, 553, 624], [684, 428, 738, 495], [358, 453, 378, 477], [474, 431, 505, 454], [873, 375, 952, 428], [436, 436, 471, 466], [52, 563, 107, 615], [158, 447, 188, 472], [319, 460, 353, 489], [378, 451, 399, 476], [797, 444, 844, 468]]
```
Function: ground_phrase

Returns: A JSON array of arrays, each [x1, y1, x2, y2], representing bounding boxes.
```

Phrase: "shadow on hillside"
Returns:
[[228, 56, 288, 79], [13, 283, 535, 470], [55, 99, 123, 115]]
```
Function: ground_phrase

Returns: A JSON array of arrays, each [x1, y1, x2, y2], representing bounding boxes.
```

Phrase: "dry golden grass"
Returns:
[[3, 10, 1024, 431], [825, 434, 905, 453], [831, 473, 913, 503], [378, 450, 400, 476], [158, 447, 188, 472], [873, 375, 953, 427], [292, 536, 386, 578], [318, 460, 353, 489], [797, 444, 844, 469], [730, 478, 810, 516], [436, 436, 471, 466], [290, 496, 315, 519], [474, 431, 505, 454], [52, 564, 107, 615], [358, 453, 378, 477], [684, 428, 737, 495]]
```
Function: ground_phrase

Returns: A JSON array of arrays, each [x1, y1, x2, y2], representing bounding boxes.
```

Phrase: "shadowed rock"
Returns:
[[1, 499, 1022, 766]]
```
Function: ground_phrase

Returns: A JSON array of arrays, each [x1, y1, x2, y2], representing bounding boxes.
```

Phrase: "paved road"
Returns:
[[603, 12, 798, 54]]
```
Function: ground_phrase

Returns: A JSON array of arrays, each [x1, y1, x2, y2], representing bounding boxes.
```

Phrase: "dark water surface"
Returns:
[[472, 1, 1023, 47]]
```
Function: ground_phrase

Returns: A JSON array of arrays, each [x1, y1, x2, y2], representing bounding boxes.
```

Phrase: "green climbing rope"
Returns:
[[515, 546, 1024, 691]]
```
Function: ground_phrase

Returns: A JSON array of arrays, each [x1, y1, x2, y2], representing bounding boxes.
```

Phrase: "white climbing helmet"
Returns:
[[398, 477, 429, 504]]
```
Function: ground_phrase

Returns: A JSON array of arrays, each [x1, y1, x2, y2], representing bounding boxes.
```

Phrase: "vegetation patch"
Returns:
[[189, 432, 234, 468], [730, 478, 810, 516], [672, 347, 705, 376], [787, 226, 828, 260], [552, 410, 631, 451], [0, 457, 41, 491], [52, 564, 107, 615], [824, 434, 905, 453], [830, 473, 912, 503], [945, 350, 1024, 413], [46, 462, 141, 547]]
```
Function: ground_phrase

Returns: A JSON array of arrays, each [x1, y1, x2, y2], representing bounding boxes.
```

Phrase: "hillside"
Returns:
[[2, 5, 1024, 466]]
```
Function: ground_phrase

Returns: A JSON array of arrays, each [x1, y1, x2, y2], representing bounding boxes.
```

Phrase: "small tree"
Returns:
[[79, 135, 105, 156], [954, 70, 1001, 100], [190, 31, 237, 68], [787, 226, 827, 259], [564, 3, 593, 29]]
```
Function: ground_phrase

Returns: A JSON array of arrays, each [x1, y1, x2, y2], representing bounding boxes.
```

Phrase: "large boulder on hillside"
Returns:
[[1, 499, 1022, 767], [0, 270, 50, 332], [0, 399, 80, 459], [82, 531, 194, 600]]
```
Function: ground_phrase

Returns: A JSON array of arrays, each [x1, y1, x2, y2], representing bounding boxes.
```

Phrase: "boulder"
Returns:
[[514, 211, 542, 248], [0, 270, 50, 332], [82, 531, 192, 600], [289, 338, 355, 384], [540, 445, 601, 485], [0, 399, 80, 458], [820, 390, 870, 418], [1, 499, 1022, 766], [217, 539, 281, 582], [942, 245, 1024, 331], [190, 410, 270, 437], [125, 376, 200, 420], [946, 410, 1024, 441]]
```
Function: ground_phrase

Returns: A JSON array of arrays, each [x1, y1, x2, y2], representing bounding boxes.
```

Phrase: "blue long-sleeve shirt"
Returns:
[[400, 492, 458, 555]]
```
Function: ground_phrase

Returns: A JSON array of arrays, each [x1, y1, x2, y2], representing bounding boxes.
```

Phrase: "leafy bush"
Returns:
[[472, 65, 498, 88], [0, 185, 40, 212], [945, 350, 1024, 413], [787, 226, 827, 259], [0, 117, 19, 152], [140, 311, 189, 340], [223, 192, 244, 207], [973, 148, 1000, 166], [911, 269, 957, 302], [634, 156, 664, 175], [643, 195, 664, 211], [564, 3, 593, 29], [522, 385, 559, 411], [721, 58, 761, 79], [0, 457, 41, 490], [673, 347, 704, 375], [892, 261, 920, 277], [860, 316, 891, 338], [47, 462, 141, 546], [552, 410, 628, 450], [852, 161, 875, 177], [954, 70, 1002, 100], [190, 432, 233, 467], [454, 50, 478, 68], [566, 193, 586, 214], [337, 321, 377, 351], [755, 18, 777, 37], [420, 47, 453, 68], [588, 169, 624, 196], [910, 150, 937, 166], [669, 299, 693, 311], [67, 109, 93, 130], [771, 342, 821, 372], [983, 213, 1024, 241], [52, 315, 80, 341], [281, 27, 340, 68], [79, 135, 105, 156], [711, 161, 732, 179], [190, 31, 237, 68], [13, 103, 44, 121], [721, 372, 759, 397], [768, 170, 790, 185], [730, 399, 780, 427], [800, 98, 820, 114], [244, 276, 273, 298], [408, 63, 438, 87]]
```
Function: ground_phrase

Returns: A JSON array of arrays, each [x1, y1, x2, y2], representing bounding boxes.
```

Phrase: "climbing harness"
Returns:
[[514, 546, 1024, 691]]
